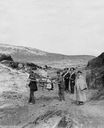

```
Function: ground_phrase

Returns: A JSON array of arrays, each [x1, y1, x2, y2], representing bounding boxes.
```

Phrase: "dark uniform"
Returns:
[[57, 75, 65, 101], [28, 72, 38, 104], [70, 73, 76, 94], [64, 72, 70, 92]]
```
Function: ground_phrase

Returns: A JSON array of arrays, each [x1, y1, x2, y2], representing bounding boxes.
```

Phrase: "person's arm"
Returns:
[[82, 88, 87, 91], [80, 78, 88, 91], [84, 81, 88, 90], [29, 74, 32, 80], [27, 74, 30, 80], [63, 72, 68, 78], [26, 76, 30, 88], [73, 74, 76, 80], [71, 74, 76, 81]]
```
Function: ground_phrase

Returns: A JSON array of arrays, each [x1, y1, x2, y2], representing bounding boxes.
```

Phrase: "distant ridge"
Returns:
[[0, 43, 95, 67]]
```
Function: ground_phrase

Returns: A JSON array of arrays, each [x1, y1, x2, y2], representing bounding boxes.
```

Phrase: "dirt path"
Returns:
[[0, 90, 104, 128]]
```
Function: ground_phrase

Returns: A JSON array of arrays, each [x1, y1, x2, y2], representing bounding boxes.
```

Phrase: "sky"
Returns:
[[0, 0, 104, 56]]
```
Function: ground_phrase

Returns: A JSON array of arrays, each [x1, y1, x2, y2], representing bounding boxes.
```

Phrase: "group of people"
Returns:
[[27, 67, 88, 105], [57, 67, 88, 105], [62, 67, 76, 94]]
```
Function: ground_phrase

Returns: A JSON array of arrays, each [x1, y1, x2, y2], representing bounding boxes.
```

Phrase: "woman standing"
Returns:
[[75, 71, 88, 105]]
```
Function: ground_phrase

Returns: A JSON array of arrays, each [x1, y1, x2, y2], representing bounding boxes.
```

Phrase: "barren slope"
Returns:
[[0, 44, 94, 68]]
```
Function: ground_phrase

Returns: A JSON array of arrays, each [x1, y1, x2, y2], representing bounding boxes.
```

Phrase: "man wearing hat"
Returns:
[[28, 71, 38, 104], [70, 68, 76, 94], [57, 71, 65, 101]]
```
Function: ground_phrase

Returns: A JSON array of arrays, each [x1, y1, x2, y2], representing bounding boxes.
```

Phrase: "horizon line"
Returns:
[[0, 42, 97, 57]]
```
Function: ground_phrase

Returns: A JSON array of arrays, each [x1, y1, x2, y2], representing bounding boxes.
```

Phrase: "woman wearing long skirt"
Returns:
[[75, 71, 88, 105]]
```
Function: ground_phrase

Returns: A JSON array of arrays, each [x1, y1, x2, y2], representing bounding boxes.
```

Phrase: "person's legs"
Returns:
[[31, 90, 35, 104], [62, 91, 65, 101], [58, 91, 62, 101], [72, 85, 74, 94], [29, 89, 32, 103], [70, 83, 73, 93], [70, 83, 75, 94], [66, 79, 69, 92], [64, 80, 67, 91], [58, 90, 65, 101], [51, 83, 54, 90]]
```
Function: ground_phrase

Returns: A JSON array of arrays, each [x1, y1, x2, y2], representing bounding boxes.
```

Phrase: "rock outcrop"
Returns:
[[0, 54, 13, 62], [86, 52, 104, 100], [87, 52, 104, 68]]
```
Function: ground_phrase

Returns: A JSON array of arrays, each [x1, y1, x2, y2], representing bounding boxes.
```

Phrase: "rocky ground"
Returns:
[[0, 64, 104, 128], [0, 89, 104, 128]]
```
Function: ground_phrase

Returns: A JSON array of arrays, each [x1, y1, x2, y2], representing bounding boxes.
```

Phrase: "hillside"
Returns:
[[0, 44, 94, 68], [86, 52, 104, 100], [87, 52, 104, 68]]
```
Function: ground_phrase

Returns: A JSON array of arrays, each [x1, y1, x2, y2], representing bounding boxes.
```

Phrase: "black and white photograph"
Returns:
[[0, 0, 104, 128]]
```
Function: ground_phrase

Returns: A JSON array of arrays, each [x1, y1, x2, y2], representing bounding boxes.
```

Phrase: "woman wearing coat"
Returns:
[[75, 71, 88, 105]]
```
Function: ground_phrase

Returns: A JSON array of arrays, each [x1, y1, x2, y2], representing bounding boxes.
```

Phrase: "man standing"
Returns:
[[63, 68, 70, 92], [70, 68, 76, 94], [57, 71, 65, 101], [28, 71, 38, 104]]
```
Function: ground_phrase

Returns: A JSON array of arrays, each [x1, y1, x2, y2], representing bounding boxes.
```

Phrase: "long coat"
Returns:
[[28, 73, 38, 91], [70, 73, 76, 85], [70, 72, 76, 93], [75, 75, 87, 102]]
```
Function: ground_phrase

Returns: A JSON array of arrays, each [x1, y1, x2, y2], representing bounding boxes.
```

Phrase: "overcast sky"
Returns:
[[0, 0, 104, 56]]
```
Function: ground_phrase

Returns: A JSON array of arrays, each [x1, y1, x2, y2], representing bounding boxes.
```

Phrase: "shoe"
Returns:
[[29, 103, 33, 105]]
